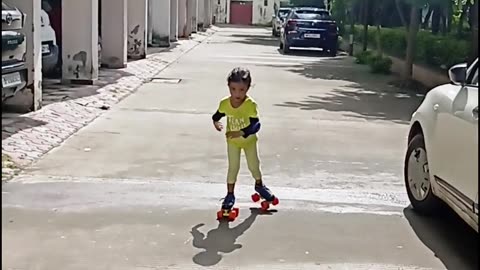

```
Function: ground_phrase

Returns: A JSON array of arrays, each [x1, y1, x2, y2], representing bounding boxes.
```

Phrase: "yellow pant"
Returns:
[[227, 142, 262, 184]]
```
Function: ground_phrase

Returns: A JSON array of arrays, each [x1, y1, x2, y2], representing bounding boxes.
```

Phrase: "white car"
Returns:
[[404, 58, 478, 232], [40, 1, 59, 75], [272, 7, 291, 37]]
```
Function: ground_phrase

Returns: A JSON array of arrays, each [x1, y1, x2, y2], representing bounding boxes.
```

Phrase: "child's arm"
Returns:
[[241, 101, 261, 138], [212, 110, 225, 122], [241, 117, 261, 138], [212, 110, 225, 132]]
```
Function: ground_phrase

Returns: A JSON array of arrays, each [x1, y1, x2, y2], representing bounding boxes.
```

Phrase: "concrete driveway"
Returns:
[[2, 26, 477, 270]]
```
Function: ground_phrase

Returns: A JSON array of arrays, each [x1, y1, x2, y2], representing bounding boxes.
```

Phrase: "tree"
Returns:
[[362, 0, 369, 51], [470, 0, 478, 64]]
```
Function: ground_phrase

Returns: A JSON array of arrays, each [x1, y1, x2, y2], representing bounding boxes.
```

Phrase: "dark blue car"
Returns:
[[279, 7, 339, 56]]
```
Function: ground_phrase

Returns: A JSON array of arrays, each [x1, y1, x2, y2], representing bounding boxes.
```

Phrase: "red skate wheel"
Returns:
[[233, 208, 240, 217], [251, 193, 261, 202], [217, 211, 223, 220], [228, 211, 236, 221], [261, 201, 270, 210], [272, 197, 279, 206]]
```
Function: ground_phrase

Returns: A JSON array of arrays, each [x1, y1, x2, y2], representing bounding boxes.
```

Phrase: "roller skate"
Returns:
[[216, 193, 239, 221], [251, 184, 279, 211]]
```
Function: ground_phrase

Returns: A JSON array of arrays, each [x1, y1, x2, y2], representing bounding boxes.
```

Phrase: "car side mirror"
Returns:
[[448, 63, 468, 86]]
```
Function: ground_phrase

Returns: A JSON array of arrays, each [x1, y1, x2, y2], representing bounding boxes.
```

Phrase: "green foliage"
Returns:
[[354, 50, 374, 64], [368, 54, 393, 74], [350, 25, 470, 69]]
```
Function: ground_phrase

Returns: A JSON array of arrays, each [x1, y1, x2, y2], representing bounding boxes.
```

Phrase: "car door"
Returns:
[[433, 60, 478, 211]]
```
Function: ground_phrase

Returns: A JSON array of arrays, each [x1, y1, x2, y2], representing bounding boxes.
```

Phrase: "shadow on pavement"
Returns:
[[229, 33, 279, 47], [275, 85, 423, 124], [190, 208, 274, 266], [403, 206, 478, 270], [266, 57, 426, 124], [1, 114, 47, 141], [1, 68, 134, 139]]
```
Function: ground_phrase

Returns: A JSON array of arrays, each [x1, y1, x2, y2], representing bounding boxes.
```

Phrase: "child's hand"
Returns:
[[226, 131, 244, 138], [213, 121, 223, 132]]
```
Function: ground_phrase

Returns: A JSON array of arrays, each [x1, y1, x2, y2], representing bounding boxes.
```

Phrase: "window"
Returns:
[[471, 68, 478, 86], [292, 10, 331, 20], [466, 59, 479, 86]]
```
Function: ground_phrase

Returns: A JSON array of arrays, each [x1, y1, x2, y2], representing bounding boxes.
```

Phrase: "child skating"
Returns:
[[212, 67, 279, 219]]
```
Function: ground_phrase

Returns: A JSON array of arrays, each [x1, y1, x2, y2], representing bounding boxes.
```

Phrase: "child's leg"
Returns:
[[244, 142, 276, 201], [226, 142, 242, 191], [223, 143, 241, 209], [243, 142, 262, 184]]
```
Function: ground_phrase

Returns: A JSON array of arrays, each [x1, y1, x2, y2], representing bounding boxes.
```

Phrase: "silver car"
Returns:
[[2, 2, 27, 101], [272, 8, 291, 37]]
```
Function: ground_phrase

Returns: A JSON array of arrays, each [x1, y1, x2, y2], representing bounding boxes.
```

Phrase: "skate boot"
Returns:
[[222, 193, 235, 210], [217, 193, 239, 221], [252, 184, 280, 210]]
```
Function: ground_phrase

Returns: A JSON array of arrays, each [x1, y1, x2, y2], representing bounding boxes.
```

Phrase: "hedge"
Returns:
[[348, 25, 470, 70]]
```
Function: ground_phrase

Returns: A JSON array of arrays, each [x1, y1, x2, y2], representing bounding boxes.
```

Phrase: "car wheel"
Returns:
[[328, 47, 337, 57], [404, 133, 441, 215], [282, 41, 290, 54]]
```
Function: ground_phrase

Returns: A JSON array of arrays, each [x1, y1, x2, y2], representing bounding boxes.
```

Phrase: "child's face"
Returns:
[[228, 81, 249, 102]]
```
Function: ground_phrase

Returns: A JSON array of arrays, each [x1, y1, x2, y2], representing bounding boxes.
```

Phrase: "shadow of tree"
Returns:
[[190, 208, 274, 266], [2, 114, 47, 141], [403, 206, 478, 270], [256, 56, 427, 124], [229, 33, 279, 47], [275, 86, 424, 124]]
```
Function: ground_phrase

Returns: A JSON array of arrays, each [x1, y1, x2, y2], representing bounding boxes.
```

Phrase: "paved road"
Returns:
[[2, 26, 477, 270]]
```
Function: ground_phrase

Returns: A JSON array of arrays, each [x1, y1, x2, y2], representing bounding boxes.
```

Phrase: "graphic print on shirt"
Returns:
[[227, 116, 248, 131]]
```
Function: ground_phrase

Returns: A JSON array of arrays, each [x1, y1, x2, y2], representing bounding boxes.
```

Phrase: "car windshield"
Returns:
[[278, 9, 290, 18], [292, 10, 331, 20], [2, 3, 15, 11]]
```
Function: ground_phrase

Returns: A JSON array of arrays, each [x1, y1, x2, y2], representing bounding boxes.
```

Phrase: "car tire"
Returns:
[[328, 47, 337, 57], [404, 133, 441, 215], [282, 41, 290, 54]]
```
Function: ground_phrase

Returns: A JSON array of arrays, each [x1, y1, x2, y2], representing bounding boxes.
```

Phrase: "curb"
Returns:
[[2, 29, 216, 182]]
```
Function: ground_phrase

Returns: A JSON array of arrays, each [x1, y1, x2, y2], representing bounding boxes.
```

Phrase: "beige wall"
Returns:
[[102, 0, 128, 68], [62, 0, 99, 83]]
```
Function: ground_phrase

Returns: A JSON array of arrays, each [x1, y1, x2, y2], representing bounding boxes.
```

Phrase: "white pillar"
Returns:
[[170, 0, 178, 41], [62, 0, 99, 84], [187, 0, 198, 33], [101, 0, 127, 68], [178, 0, 187, 38], [6, 0, 42, 110], [197, 0, 205, 31], [204, 0, 211, 27], [128, 0, 148, 59], [149, 0, 171, 47]]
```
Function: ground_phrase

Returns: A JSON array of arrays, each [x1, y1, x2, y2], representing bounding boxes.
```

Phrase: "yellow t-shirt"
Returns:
[[217, 96, 259, 148]]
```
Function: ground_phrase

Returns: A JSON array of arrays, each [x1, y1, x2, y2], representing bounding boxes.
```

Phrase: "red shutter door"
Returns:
[[230, 1, 253, 25]]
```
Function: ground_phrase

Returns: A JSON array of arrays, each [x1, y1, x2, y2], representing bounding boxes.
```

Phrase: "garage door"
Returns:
[[230, 1, 253, 25]]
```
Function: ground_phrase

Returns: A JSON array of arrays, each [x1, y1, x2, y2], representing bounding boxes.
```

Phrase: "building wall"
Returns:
[[214, 0, 229, 24], [252, 0, 279, 25], [215, 0, 279, 25]]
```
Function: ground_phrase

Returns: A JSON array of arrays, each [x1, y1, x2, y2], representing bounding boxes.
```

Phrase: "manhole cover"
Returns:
[[150, 78, 182, 84]]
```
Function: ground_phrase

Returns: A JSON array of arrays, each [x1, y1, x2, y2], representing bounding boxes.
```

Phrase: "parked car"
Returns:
[[279, 7, 338, 56], [2, 2, 27, 102], [272, 7, 291, 37], [40, 1, 59, 75], [404, 58, 478, 232]]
